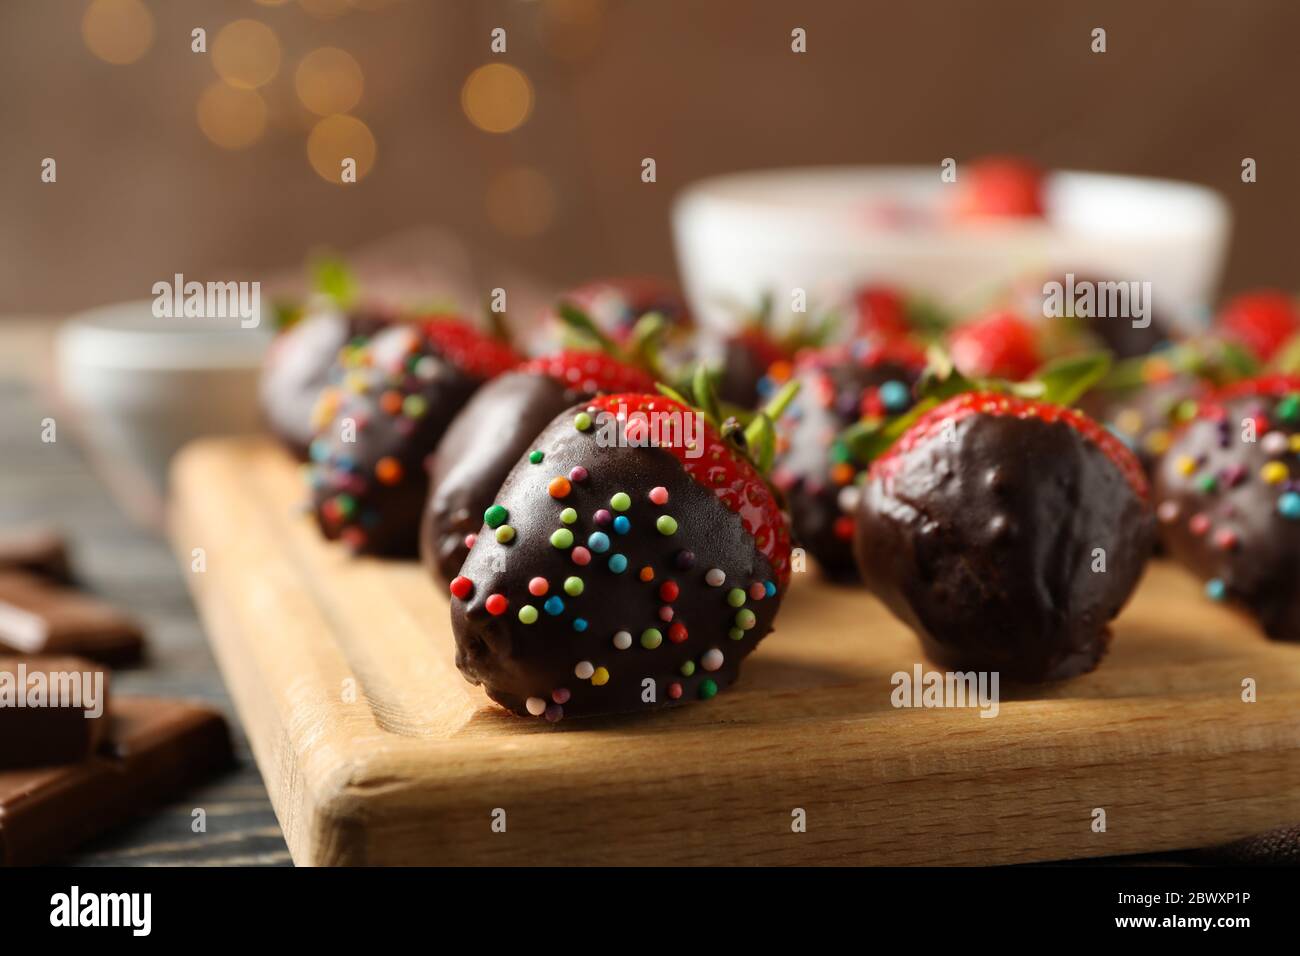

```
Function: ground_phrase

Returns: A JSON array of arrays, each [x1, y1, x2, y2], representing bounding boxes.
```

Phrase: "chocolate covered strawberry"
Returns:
[[422, 349, 656, 583], [948, 309, 1043, 381], [448, 386, 797, 720], [853, 360, 1153, 682], [1154, 374, 1300, 641], [1214, 290, 1300, 363], [852, 283, 950, 342], [771, 339, 926, 581], [307, 317, 519, 556]]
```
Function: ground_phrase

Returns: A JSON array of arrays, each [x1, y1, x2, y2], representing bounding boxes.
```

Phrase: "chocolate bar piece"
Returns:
[[0, 528, 71, 583], [0, 572, 145, 666], [0, 656, 110, 769], [0, 696, 234, 866]]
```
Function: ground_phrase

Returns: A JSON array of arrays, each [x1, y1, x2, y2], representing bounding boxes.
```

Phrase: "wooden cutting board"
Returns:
[[168, 436, 1300, 866]]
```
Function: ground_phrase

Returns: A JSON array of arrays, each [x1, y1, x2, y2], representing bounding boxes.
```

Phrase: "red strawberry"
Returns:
[[951, 156, 1046, 220], [948, 310, 1042, 381], [307, 317, 519, 556], [1215, 290, 1300, 362], [449, 392, 793, 720], [853, 284, 911, 339], [857, 391, 1153, 681], [422, 351, 657, 583]]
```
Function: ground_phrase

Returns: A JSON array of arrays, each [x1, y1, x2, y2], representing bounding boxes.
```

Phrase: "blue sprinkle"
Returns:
[[1205, 578, 1227, 602], [336, 455, 356, 472], [613, 515, 631, 535], [879, 380, 911, 412], [608, 553, 628, 573], [572, 618, 588, 632], [587, 531, 611, 553], [308, 439, 330, 463], [1279, 492, 1300, 520], [544, 596, 565, 615], [764, 580, 776, 598]]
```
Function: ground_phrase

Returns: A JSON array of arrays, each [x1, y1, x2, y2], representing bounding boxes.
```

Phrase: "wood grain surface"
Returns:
[[169, 435, 1300, 866]]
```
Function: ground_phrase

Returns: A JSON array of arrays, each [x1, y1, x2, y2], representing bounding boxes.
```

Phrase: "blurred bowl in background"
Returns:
[[56, 301, 271, 489], [672, 166, 1232, 331]]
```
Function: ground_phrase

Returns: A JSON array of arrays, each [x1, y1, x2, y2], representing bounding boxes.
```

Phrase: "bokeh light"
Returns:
[[307, 115, 377, 183], [81, 0, 155, 66], [212, 20, 281, 90], [539, 0, 606, 61], [295, 48, 365, 116], [485, 167, 557, 238], [196, 82, 268, 150], [299, 0, 352, 18], [461, 64, 534, 134]]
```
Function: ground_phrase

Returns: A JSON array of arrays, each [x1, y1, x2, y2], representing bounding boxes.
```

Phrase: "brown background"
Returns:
[[1, 0, 1295, 314]]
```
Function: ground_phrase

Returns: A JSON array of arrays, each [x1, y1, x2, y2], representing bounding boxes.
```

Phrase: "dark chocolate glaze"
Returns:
[[259, 309, 391, 459], [1154, 386, 1300, 641], [308, 325, 482, 556], [1046, 273, 1171, 359], [1082, 376, 1202, 480], [854, 413, 1154, 681], [450, 403, 784, 720], [421, 372, 576, 584], [773, 353, 920, 582]]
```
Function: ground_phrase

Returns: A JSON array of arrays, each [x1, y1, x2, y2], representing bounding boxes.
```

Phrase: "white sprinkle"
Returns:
[[705, 568, 725, 587], [574, 660, 595, 680], [701, 648, 724, 672], [1262, 431, 1289, 456], [525, 696, 547, 716], [612, 631, 632, 650], [837, 485, 860, 514]]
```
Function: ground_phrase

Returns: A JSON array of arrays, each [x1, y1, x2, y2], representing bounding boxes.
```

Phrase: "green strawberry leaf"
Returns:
[[312, 256, 357, 307], [1267, 332, 1300, 376], [555, 302, 618, 356], [1030, 352, 1112, 407]]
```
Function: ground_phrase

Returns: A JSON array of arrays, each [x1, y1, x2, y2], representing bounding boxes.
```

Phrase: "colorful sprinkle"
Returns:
[[544, 704, 563, 722], [484, 504, 508, 528], [728, 627, 745, 640], [560, 507, 578, 525], [518, 605, 539, 624], [544, 596, 565, 615], [1261, 462, 1289, 485], [573, 617, 588, 632], [549, 477, 572, 498], [1175, 455, 1198, 476], [528, 577, 549, 596], [525, 697, 547, 716], [1205, 579, 1227, 601], [638, 565, 655, 582], [749, 582, 766, 601], [608, 553, 628, 573], [658, 606, 674, 622], [640, 628, 663, 649], [1189, 513, 1211, 536], [613, 515, 631, 534], [649, 486, 669, 505], [698, 679, 718, 700], [529, 450, 544, 464], [591, 666, 609, 686], [552, 688, 571, 704], [679, 660, 696, 677], [659, 580, 680, 602], [587, 531, 611, 553], [735, 609, 756, 630], [375, 457, 403, 485], [610, 492, 631, 512], [449, 576, 473, 600], [1279, 492, 1300, 519], [612, 630, 632, 650], [1262, 432, 1290, 456], [402, 394, 427, 418], [1157, 500, 1180, 523], [574, 412, 593, 431], [485, 593, 508, 616], [571, 546, 591, 566], [705, 568, 726, 587], [726, 588, 746, 608], [594, 509, 613, 526], [701, 648, 724, 672], [569, 466, 588, 482], [574, 661, 594, 680], [669, 622, 688, 643], [879, 380, 910, 412], [676, 550, 696, 570], [564, 576, 585, 596], [668, 682, 683, 700], [550, 528, 574, 549], [764, 581, 776, 598], [656, 515, 678, 535], [1214, 528, 1238, 551], [494, 525, 515, 543]]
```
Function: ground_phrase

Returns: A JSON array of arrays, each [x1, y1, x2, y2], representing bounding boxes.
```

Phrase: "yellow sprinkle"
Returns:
[[1115, 409, 1144, 436], [1261, 462, 1289, 485], [1291, 435, 1300, 453], [590, 666, 609, 686], [1143, 429, 1171, 455], [1175, 455, 1197, 476], [345, 371, 369, 394]]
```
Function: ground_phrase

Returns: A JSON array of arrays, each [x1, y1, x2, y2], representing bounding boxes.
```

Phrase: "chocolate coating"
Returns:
[[259, 309, 391, 459], [773, 352, 920, 582], [854, 413, 1154, 681], [1154, 387, 1300, 641], [308, 325, 482, 556], [1083, 376, 1202, 480], [422, 372, 575, 584], [450, 404, 784, 720]]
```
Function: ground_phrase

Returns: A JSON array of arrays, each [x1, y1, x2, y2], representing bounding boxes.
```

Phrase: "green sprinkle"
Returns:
[[560, 507, 578, 525], [698, 679, 718, 700], [640, 628, 663, 649], [728, 627, 745, 641], [336, 494, 356, 518], [550, 528, 574, 549], [574, 412, 593, 431], [494, 525, 515, 544], [529, 450, 544, 464], [679, 660, 696, 677], [726, 588, 746, 608], [518, 605, 538, 624], [655, 515, 678, 535], [1277, 395, 1300, 423], [1197, 475, 1218, 494], [402, 394, 427, 418], [484, 504, 508, 529], [610, 492, 631, 512], [735, 609, 756, 630], [564, 576, 584, 596]]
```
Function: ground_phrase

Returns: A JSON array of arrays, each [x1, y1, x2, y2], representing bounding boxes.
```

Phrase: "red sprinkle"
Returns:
[[449, 576, 474, 600], [485, 593, 508, 615], [668, 622, 688, 643], [659, 580, 679, 602]]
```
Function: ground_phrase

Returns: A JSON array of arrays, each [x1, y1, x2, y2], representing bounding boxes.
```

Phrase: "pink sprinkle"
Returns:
[[649, 486, 669, 505], [464, 533, 478, 549], [571, 547, 592, 566], [668, 682, 683, 700], [658, 605, 674, 622], [569, 466, 589, 482], [749, 582, 766, 601], [594, 509, 612, 526], [1189, 513, 1211, 536], [528, 577, 549, 596], [551, 688, 571, 704]]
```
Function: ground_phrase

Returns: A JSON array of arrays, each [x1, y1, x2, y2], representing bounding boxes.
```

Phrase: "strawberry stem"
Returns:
[[555, 302, 618, 356]]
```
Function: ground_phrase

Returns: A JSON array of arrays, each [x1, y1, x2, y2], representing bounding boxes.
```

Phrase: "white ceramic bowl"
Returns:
[[672, 166, 1232, 332], [56, 301, 271, 486]]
